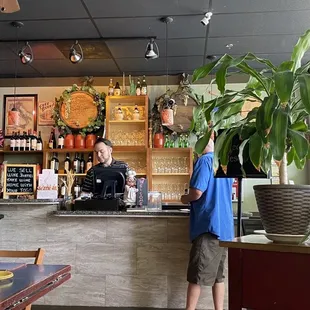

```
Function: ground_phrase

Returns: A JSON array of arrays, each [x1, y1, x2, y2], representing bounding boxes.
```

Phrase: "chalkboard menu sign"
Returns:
[[3, 164, 36, 196]]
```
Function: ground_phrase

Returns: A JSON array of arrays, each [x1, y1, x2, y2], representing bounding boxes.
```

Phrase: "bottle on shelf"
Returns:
[[58, 131, 64, 149], [26, 130, 31, 151], [10, 132, 15, 151], [15, 131, 20, 152], [31, 131, 37, 151], [64, 153, 71, 173], [86, 153, 93, 172], [20, 131, 27, 151], [141, 75, 147, 95], [48, 128, 56, 149], [80, 154, 85, 174], [108, 78, 114, 96], [136, 78, 141, 96], [132, 104, 140, 120], [60, 183, 66, 198], [73, 153, 80, 174], [114, 82, 121, 96], [36, 131, 43, 151], [50, 152, 59, 173], [74, 181, 81, 199]]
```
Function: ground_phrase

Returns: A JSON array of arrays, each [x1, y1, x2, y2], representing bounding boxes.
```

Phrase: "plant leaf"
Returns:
[[287, 147, 295, 165], [291, 29, 310, 72], [262, 94, 279, 133], [195, 130, 212, 155], [249, 132, 264, 170], [288, 129, 309, 160], [274, 71, 294, 103], [294, 156, 306, 170], [278, 60, 294, 71], [213, 130, 228, 173], [238, 138, 249, 166], [219, 129, 238, 171], [290, 121, 308, 132], [298, 74, 310, 114], [192, 58, 220, 82], [261, 146, 272, 175], [269, 107, 289, 161]]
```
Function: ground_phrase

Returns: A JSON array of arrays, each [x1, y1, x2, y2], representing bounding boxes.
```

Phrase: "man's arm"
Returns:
[[181, 188, 203, 204], [81, 167, 94, 195]]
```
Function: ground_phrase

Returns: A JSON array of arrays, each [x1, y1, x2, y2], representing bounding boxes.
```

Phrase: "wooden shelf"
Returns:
[[113, 146, 146, 152], [152, 173, 190, 176], [44, 149, 93, 153], [0, 150, 43, 154], [151, 148, 192, 153], [109, 120, 145, 124], [58, 173, 87, 177]]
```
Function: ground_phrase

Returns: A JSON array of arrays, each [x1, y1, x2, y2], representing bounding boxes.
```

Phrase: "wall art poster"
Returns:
[[38, 100, 55, 126]]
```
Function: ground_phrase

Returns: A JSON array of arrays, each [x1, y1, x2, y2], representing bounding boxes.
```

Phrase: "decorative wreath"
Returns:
[[53, 76, 106, 135]]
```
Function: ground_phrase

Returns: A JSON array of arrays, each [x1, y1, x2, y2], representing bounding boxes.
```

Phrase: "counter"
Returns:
[[0, 200, 250, 309]]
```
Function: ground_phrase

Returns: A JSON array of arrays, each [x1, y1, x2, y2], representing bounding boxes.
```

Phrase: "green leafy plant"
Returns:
[[192, 30, 310, 184]]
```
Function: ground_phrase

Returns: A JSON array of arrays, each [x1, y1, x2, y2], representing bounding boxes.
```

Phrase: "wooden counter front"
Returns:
[[221, 235, 310, 310]]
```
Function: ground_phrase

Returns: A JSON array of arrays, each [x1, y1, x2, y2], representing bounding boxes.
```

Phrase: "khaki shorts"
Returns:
[[187, 233, 227, 286]]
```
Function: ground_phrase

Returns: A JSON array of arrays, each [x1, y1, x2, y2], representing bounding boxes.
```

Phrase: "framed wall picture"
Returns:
[[3, 94, 37, 137], [38, 101, 55, 126]]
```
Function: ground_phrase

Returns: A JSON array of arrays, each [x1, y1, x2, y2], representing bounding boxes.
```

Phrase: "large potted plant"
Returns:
[[191, 30, 310, 239]]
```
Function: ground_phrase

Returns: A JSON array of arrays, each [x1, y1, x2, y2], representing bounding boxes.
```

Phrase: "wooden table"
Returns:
[[220, 235, 310, 310], [0, 263, 71, 310]]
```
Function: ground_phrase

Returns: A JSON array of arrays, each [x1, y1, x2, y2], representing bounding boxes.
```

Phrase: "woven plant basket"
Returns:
[[254, 185, 310, 235]]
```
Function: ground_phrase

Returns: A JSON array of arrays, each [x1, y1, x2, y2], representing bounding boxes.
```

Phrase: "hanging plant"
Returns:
[[53, 76, 106, 135]]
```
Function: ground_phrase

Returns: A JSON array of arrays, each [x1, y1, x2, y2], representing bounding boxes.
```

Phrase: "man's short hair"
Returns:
[[94, 138, 113, 148]]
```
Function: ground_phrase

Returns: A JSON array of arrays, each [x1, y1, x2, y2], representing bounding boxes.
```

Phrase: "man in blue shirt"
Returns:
[[181, 136, 234, 310]]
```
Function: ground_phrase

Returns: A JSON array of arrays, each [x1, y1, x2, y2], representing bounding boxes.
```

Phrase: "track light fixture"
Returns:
[[69, 40, 83, 64], [201, 12, 213, 26], [18, 42, 33, 65], [145, 38, 159, 60]]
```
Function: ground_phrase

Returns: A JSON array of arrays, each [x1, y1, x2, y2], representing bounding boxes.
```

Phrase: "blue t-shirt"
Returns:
[[189, 152, 234, 242]]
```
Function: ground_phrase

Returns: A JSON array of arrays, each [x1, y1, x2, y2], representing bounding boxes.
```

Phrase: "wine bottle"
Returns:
[[86, 153, 93, 172], [114, 82, 121, 96], [20, 131, 26, 151], [48, 128, 56, 149], [26, 130, 31, 151], [31, 131, 37, 151], [136, 78, 141, 96], [141, 75, 147, 95], [15, 131, 20, 151], [108, 78, 114, 96], [74, 181, 81, 199], [10, 132, 15, 151], [73, 153, 80, 174], [80, 154, 85, 174], [36, 131, 43, 151], [50, 152, 59, 173], [58, 132, 64, 149], [64, 153, 71, 173], [60, 183, 66, 198]]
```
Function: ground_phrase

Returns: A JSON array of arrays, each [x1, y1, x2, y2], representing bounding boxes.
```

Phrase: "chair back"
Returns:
[[0, 248, 45, 264]]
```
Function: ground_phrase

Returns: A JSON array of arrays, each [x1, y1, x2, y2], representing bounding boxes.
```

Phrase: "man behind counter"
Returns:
[[81, 138, 128, 196]]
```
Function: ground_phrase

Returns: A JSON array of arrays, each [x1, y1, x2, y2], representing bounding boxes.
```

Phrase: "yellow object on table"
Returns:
[[0, 270, 14, 281]]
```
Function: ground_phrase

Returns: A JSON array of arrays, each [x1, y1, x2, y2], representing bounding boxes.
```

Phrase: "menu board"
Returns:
[[3, 164, 36, 196]]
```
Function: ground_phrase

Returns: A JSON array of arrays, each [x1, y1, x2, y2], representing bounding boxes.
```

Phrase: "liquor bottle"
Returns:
[[74, 181, 81, 198], [20, 131, 26, 151], [31, 131, 37, 151], [50, 152, 59, 173], [141, 75, 147, 95], [108, 78, 114, 96], [14, 131, 20, 151], [114, 82, 121, 96], [48, 128, 56, 149], [58, 132, 64, 149], [136, 78, 141, 96], [64, 153, 71, 173], [10, 132, 15, 151], [60, 183, 66, 198], [36, 131, 43, 151], [26, 130, 31, 151], [86, 153, 93, 172], [73, 153, 80, 174], [80, 154, 85, 174]]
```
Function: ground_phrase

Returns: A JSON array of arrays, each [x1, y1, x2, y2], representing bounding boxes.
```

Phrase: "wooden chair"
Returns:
[[0, 248, 45, 310]]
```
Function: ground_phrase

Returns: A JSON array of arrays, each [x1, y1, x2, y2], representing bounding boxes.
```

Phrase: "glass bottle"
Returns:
[[108, 78, 114, 96], [31, 131, 37, 151], [48, 128, 56, 149], [64, 153, 71, 173], [61, 183, 66, 198], [10, 132, 15, 151], [141, 75, 147, 95], [58, 132, 64, 149], [132, 104, 140, 120], [50, 153, 59, 173], [73, 153, 80, 174], [36, 131, 43, 151], [80, 154, 85, 174], [114, 82, 121, 96], [86, 153, 93, 172], [74, 181, 81, 199], [26, 130, 31, 151], [15, 131, 20, 151], [136, 78, 141, 96], [20, 131, 27, 151], [164, 134, 170, 148]]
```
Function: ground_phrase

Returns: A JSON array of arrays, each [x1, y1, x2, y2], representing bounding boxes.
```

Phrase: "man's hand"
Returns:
[[181, 194, 189, 205], [181, 188, 203, 205]]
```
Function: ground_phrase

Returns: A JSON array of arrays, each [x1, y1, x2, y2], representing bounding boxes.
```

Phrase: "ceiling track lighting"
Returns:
[[201, 12, 213, 26], [145, 37, 159, 60], [18, 41, 33, 65], [69, 40, 83, 64]]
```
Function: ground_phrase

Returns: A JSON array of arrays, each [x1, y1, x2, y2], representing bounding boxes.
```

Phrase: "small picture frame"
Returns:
[[3, 94, 38, 137], [38, 100, 55, 126]]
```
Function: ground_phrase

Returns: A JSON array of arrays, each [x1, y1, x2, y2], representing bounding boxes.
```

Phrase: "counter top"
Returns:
[[0, 199, 60, 205], [220, 235, 310, 254], [52, 210, 252, 219]]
